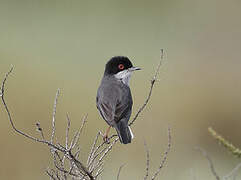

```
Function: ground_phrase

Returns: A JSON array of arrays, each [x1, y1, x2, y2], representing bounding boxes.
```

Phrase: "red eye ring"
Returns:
[[118, 64, 124, 70]]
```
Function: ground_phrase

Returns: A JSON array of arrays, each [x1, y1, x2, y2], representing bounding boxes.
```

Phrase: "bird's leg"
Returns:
[[103, 126, 111, 143]]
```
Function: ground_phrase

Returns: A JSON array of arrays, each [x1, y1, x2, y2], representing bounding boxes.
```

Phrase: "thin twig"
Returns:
[[36, 122, 45, 140], [129, 49, 164, 126], [65, 113, 71, 149], [53, 152, 66, 180], [117, 164, 125, 180], [95, 165, 104, 179], [1, 67, 95, 180], [69, 151, 94, 180], [74, 147, 81, 159], [46, 168, 58, 180], [88, 141, 109, 169], [151, 126, 171, 180], [196, 147, 220, 180], [143, 140, 150, 180], [54, 164, 79, 178], [87, 131, 101, 165], [51, 89, 60, 143], [1, 67, 65, 152], [93, 137, 119, 171], [223, 163, 241, 180], [69, 114, 87, 150], [91, 161, 104, 174]]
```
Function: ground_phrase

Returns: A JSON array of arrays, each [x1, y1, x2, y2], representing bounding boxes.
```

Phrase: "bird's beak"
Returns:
[[129, 67, 141, 71]]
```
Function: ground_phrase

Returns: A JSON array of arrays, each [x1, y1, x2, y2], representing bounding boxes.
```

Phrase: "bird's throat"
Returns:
[[114, 70, 132, 86]]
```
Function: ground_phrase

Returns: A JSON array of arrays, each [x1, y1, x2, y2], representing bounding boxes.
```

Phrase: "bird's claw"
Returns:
[[103, 135, 110, 144]]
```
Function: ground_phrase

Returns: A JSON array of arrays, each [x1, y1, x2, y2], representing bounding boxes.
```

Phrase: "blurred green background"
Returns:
[[1, 0, 241, 179]]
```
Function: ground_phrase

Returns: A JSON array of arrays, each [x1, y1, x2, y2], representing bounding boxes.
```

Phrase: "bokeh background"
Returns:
[[0, 0, 241, 179]]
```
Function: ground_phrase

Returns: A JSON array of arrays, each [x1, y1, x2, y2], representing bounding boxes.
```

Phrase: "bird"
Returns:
[[96, 56, 140, 144]]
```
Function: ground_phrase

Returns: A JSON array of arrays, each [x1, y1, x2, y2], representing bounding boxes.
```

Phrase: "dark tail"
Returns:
[[115, 119, 133, 144]]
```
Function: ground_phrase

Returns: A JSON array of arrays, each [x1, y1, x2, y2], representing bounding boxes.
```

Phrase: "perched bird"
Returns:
[[96, 56, 140, 144]]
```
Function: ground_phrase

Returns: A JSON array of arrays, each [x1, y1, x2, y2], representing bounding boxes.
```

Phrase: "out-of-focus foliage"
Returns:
[[209, 127, 241, 158]]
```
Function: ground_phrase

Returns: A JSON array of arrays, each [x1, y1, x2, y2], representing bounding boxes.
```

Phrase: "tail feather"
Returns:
[[115, 119, 133, 144], [128, 126, 134, 139]]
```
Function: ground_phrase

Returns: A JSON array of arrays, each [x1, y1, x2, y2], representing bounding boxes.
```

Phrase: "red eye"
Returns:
[[118, 64, 124, 70]]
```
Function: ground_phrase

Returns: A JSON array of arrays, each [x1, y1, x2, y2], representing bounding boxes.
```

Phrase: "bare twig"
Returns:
[[95, 168, 104, 179], [87, 132, 101, 165], [94, 166, 104, 179], [151, 126, 171, 180], [69, 152, 94, 179], [87, 139, 113, 169], [1, 66, 63, 151], [223, 163, 241, 180], [89, 137, 119, 173], [196, 147, 220, 180], [1, 67, 94, 180], [53, 151, 67, 180], [117, 164, 125, 180], [143, 141, 150, 180], [51, 89, 60, 143], [94, 138, 119, 170], [46, 168, 58, 180], [69, 114, 87, 151], [129, 49, 164, 126], [65, 113, 71, 149], [36, 122, 45, 140]]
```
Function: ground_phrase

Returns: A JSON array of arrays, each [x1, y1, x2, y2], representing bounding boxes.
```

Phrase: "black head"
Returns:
[[104, 56, 133, 75]]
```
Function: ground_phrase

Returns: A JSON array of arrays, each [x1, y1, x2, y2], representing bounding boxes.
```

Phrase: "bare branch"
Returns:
[[0, 65, 13, 97], [196, 147, 220, 180], [54, 164, 79, 178], [223, 163, 241, 180], [117, 164, 125, 180], [143, 141, 150, 180], [36, 122, 46, 140], [87, 131, 101, 165], [93, 160, 105, 179], [69, 151, 94, 180], [151, 126, 171, 180], [88, 141, 109, 169], [1, 67, 65, 152], [46, 168, 58, 180], [129, 49, 164, 126], [69, 114, 87, 150], [89, 137, 119, 173], [95, 167, 104, 179], [53, 152, 67, 180], [51, 89, 60, 143], [93, 138, 119, 171], [1, 67, 95, 180], [65, 113, 71, 149]]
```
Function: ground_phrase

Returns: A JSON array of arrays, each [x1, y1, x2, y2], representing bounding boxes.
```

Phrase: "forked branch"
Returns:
[[129, 49, 164, 126]]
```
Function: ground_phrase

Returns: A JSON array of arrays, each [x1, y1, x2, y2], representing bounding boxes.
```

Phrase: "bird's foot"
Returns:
[[103, 134, 110, 144]]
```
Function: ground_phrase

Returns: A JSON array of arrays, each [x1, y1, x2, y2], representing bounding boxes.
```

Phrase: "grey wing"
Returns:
[[114, 87, 133, 124], [96, 81, 133, 126], [96, 99, 115, 126], [96, 89, 117, 126]]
